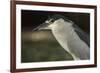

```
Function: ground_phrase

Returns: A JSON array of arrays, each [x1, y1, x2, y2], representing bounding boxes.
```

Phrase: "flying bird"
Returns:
[[33, 14, 90, 60]]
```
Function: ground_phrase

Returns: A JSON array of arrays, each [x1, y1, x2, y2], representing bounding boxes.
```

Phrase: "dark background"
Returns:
[[21, 10, 90, 63], [21, 10, 90, 33]]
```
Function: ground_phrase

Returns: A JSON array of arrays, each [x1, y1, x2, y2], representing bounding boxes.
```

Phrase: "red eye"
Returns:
[[50, 19, 54, 23]]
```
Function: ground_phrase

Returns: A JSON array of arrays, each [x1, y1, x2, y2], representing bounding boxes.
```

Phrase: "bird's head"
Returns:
[[33, 14, 73, 31]]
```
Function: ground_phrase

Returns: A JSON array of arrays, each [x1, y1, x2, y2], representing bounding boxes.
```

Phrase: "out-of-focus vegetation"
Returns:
[[21, 31, 73, 63]]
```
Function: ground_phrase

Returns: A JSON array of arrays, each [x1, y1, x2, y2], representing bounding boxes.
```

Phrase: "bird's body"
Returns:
[[33, 14, 90, 60], [50, 18, 89, 60]]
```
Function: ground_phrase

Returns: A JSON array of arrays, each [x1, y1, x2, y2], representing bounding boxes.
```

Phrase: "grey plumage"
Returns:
[[33, 14, 90, 60], [73, 24, 90, 47]]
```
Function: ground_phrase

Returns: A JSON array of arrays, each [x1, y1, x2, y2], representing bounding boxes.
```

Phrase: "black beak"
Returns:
[[32, 23, 48, 31], [32, 26, 40, 31]]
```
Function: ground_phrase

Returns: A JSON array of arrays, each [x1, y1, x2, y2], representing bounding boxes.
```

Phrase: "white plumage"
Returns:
[[33, 14, 90, 60]]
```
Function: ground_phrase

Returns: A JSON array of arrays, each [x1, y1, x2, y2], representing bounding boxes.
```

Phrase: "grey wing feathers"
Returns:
[[73, 24, 90, 47]]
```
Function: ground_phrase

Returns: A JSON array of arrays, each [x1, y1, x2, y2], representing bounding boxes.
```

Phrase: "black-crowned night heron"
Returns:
[[33, 14, 90, 60]]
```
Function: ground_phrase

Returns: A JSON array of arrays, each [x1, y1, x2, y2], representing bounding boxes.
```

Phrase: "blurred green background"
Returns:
[[21, 31, 73, 63], [21, 10, 90, 63]]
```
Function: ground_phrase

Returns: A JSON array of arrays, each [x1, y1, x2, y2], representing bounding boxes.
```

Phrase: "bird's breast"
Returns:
[[51, 26, 73, 52]]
